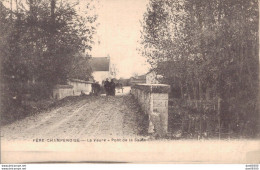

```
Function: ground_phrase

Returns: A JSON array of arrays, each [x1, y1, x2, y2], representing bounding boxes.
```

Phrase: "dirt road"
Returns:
[[1, 95, 147, 141]]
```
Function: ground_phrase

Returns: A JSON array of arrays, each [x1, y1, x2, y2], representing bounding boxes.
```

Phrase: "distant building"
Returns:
[[89, 56, 115, 83], [130, 71, 163, 85], [130, 74, 146, 85], [119, 78, 131, 86], [146, 70, 162, 84]]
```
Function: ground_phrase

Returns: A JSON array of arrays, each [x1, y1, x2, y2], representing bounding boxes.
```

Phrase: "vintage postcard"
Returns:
[[0, 0, 259, 164]]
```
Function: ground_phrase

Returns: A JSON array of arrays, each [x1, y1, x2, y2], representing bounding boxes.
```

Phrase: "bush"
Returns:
[[168, 98, 258, 139]]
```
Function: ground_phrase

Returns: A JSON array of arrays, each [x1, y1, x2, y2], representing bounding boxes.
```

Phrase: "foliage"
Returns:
[[67, 54, 93, 81], [140, 0, 259, 137], [0, 0, 97, 121]]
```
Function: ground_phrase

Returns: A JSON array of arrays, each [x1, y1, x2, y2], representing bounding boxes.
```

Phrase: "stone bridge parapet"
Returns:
[[131, 84, 170, 137], [53, 85, 74, 100]]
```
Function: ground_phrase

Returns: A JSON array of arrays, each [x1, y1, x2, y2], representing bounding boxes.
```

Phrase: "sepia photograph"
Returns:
[[0, 0, 259, 164]]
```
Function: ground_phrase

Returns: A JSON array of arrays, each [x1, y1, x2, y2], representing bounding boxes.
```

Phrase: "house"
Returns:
[[146, 70, 162, 84], [130, 74, 146, 85], [119, 78, 131, 86], [89, 56, 114, 83], [130, 71, 163, 86]]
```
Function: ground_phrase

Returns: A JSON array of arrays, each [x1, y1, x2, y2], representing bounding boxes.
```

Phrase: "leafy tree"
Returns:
[[140, 0, 259, 137], [67, 54, 93, 81], [1, 0, 96, 89], [0, 0, 97, 122]]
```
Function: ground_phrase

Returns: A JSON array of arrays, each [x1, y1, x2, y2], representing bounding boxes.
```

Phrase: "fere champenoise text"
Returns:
[[32, 138, 147, 142]]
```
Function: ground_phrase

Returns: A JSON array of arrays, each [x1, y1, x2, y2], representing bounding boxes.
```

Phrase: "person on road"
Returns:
[[104, 78, 110, 96], [110, 79, 116, 96], [91, 81, 96, 95], [95, 81, 101, 96]]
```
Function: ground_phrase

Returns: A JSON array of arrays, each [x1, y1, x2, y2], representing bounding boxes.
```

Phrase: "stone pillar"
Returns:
[[131, 84, 170, 137], [151, 93, 168, 136]]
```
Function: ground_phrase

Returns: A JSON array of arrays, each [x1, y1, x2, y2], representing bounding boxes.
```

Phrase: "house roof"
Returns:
[[136, 74, 146, 80], [146, 70, 163, 78], [89, 57, 110, 71], [131, 74, 146, 80]]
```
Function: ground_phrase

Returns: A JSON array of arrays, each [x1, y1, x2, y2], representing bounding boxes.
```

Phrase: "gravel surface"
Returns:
[[1, 94, 148, 141]]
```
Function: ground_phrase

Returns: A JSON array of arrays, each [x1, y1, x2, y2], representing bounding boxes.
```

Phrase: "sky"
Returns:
[[90, 0, 150, 78]]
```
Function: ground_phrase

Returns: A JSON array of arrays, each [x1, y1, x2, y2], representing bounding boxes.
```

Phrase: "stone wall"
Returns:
[[131, 84, 170, 137], [67, 79, 92, 95], [52, 85, 74, 100]]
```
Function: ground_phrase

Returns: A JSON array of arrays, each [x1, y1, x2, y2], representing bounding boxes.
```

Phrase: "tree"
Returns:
[[140, 0, 259, 137], [1, 0, 96, 89], [0, 0, 97, 122], [67, 54, 92, 81]]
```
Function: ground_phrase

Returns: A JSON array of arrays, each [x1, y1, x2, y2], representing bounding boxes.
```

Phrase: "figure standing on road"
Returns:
[[104, 78, 110, 96], [91, 81, 96, 95], [110, 79, 116, 96], [95, 81, 101, 96]]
